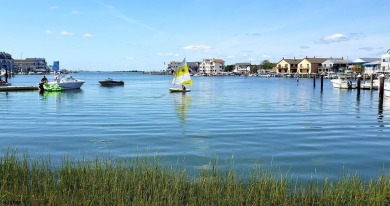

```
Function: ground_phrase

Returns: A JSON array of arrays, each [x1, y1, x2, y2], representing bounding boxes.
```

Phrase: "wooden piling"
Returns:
[[357, 75, 361, 95], [370, 74, 374, 90], [320, 75, 323, 92], [379, 74, 385, 101], [313, 74, 316, 88]]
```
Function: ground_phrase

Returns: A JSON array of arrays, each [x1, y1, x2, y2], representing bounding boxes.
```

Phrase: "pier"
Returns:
[[0, 86, 39, 92]]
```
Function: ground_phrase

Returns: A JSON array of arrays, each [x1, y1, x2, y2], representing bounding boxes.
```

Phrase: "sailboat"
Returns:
[[169, 58, 193, 92]]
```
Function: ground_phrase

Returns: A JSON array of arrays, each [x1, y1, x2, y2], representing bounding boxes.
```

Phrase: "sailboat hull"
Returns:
[[169, 88, 191, 93]]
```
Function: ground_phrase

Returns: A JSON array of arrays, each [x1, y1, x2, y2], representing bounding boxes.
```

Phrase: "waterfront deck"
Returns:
[[0, 86, 39, 92]]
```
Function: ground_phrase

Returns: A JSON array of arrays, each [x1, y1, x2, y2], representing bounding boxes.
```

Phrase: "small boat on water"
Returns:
[[384, 79, 390, 97], [98, 78, 124, 86], [169, 58, 192, 93], [331, 76, 357, 89], [361, 79, 379, 90], [48, 74, 84, 90], [41, 83, 63, 92]]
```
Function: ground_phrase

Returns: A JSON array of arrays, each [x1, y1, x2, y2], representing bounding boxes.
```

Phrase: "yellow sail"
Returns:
[[172, 58, 192, 85]]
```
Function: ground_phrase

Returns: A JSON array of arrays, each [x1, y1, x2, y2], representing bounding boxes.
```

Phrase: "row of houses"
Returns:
[[275, 56, 389, 76], [167, 58, 226, 75], [166, 50, 390, 76], [0, 52, 51, 74]]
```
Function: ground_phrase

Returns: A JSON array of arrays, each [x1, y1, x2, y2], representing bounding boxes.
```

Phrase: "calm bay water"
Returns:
[[1, 72, 390, 179]]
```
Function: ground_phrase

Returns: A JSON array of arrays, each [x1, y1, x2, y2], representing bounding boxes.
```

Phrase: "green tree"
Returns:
[[259, 60, 276, 70], [224, 65, 234, 72]]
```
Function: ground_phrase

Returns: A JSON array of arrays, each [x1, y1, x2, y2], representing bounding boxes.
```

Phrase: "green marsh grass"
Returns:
[[1, 149, 390, 205]]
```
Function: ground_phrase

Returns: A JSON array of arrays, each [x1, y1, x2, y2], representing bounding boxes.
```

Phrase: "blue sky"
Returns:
[[1, 0, 389, 71]]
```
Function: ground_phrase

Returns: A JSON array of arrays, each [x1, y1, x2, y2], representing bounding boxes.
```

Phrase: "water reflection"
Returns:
[[171, 92, 192, 123]]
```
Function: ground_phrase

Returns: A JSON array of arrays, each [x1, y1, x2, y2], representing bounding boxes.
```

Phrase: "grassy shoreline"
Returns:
[[1, 150, 390, 205]]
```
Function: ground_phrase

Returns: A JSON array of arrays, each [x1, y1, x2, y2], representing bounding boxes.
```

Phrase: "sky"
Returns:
[[1, 0, 390, 71]]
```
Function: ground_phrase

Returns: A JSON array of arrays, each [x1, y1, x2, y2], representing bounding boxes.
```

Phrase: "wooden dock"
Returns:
[[0, 86, 39, 92]]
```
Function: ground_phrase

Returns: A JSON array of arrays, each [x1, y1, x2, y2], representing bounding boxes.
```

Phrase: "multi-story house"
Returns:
[[187, 61, 201, 74], [297, 57, 327, 76], [167, 61, 181, 74], [167, 61, 200, 74], [350, 58, 380, 73], [0, 52, 14, 72], [276, 58, 301, 74], [198, 58, 225, 75], [363, 61, 381, 74], [380, 50, 390, 73], [319, 58, 348, 74], [14, 58, 48, 74]]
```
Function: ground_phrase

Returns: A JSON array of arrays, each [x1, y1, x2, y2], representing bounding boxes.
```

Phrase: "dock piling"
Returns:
[[357, 75, 361, 95], [379, 74, 385, 103]]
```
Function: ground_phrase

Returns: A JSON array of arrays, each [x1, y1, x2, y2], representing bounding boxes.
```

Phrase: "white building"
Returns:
[[319, 58, 348, 73], [380, 49, 390, 73], [14, 58, 48, 74], [363, 61, 381, 74], [198, 58, 225, 75], [233, 63, 251, 74]]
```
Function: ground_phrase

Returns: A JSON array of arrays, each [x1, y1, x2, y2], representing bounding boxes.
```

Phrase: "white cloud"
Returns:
[[83, 33, 92, 38], [72, 10, 80, 15], [157, 53, 180, 57], [319, 33, 348, 44], [183, 45, 211, 53], [50, 6, 58, 10], [60, 31, 74, 36], [226, 55, 236, 59], [45, 30, 52, 34]]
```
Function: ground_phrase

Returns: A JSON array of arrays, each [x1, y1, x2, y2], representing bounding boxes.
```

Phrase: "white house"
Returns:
[[380, 49, 390, 73], [319, 58, 348, 73], [198, 58, 225, 75], [363, 61, 381, 74]]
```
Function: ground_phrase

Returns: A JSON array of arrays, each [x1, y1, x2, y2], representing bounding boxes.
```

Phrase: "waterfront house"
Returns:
[[198, 58, 225, 75], [297, 57, 327, 77], [14, 58, 48, 74], [167, 61, 181, 74], [350, 58, 380, 73], [380, 50, 390, 73], [276, 58, 302, 74], [187, 61, 201, 74], [363, 61, 381, 75], [233, 63, 251, 74], [319, 58, 348, 74], [0, 52, 14, 72]]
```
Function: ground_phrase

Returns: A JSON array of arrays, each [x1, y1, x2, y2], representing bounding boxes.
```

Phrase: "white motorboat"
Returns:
[[384, 79, 390, 97], [361, 79, 379, 90], [330, 76, 357, 89], [47, 75, 85, 90]]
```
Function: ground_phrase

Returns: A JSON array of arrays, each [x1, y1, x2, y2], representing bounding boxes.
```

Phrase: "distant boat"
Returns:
[[98, 78, 124, 86], [169, 58, 192, 93]]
